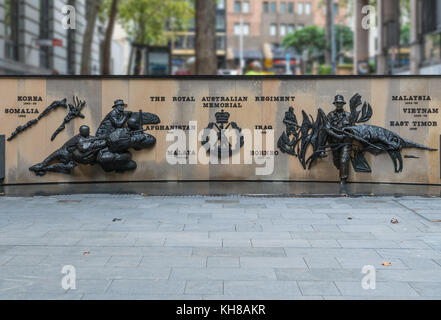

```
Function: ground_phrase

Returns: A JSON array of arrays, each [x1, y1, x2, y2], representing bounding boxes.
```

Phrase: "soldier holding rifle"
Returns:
[[325, 95, 353, 195]]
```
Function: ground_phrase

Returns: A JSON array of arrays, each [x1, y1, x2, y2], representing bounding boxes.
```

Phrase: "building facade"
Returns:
[[0, 0, 104, 75], [226, 0, 347, 72]]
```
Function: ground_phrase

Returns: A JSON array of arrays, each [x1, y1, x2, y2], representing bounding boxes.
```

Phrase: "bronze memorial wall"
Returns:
[[0, 76, 439, 186]]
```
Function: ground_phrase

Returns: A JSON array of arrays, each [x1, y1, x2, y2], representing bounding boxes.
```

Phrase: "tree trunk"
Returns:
[[409, 0, 421, 74], [325, 0, 332, 65], [102, 0, 119, 75], [376, 0, 400, 74], [195, 0, 217, 74], [132, 20, 146, 75], [80, 0, 101, 74], [354, 0, 370, 74], [133, 46, 143, 75]]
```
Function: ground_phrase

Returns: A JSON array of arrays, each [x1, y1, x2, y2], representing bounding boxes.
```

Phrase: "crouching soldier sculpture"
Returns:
[[96, 116, 157, 172], [29, 125, 106, 176], [29, 99, 160, 176]]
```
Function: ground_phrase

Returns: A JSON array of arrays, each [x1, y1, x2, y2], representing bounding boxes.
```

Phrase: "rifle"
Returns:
[[327, 125, 382, 151], [87, 117, 148, 142], [138, 109, 143, 131]]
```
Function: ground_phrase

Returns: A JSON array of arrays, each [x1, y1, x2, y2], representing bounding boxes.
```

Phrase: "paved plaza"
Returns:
[[0, 194, 441, 300]]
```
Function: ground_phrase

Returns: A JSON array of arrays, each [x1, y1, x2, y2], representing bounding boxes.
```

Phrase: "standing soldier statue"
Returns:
[[325, 95, 353, 195]]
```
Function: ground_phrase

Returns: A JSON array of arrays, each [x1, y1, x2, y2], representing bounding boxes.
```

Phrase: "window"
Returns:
[[288, 2, 294, 13], [243, 23, 250, 35], [234, 23, 241, 35], [280, 24, 287, 36], [263, 1, 269, 13], [270, 2, 276, 13], [305, 2, 311, 15], [270, 24, 277, 36], [298, 2, 304, 14], [216, 13, 226, 31], [234, 23, 250, 35], [174, 36, 185, 49], [280, 2, 286, 14], [217, 0, 225, 10], [187, 35, 195, 49], [298, 24, 304, 30], [4, 0, 19, 61], [242, 1, 249, 13], [216, 35, 226, 50], [288, 24, 295, 34], [234, 1, 241, 13]]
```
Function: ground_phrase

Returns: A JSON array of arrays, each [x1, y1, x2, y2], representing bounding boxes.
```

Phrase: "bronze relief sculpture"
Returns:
[[201, 109, 244, 157], [29, 99, 160, 176], [278, 93, 436, 194], [8, 97, 87, 142]]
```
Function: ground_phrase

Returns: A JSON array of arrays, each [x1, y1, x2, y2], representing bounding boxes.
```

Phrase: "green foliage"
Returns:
[[282, 25, 325, 55], [319, 64, 332, 75], [369, 61, 375, 73], [334, 25, 353, 52], [98, 0, 110, 22], [400, 23, 410, 45], [118, 0, 193, 45], [400, 0, 410, 20], [282, 25, 353, 55]]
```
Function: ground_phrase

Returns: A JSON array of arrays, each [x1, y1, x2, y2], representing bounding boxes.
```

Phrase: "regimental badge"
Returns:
[[201, 109, 244, 158]]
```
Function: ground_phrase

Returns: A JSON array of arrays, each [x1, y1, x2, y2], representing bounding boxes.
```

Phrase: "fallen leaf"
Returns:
[[82, 251, 90, 255], [112, 218, 122, 222], [382, 261, 392, 266], [390, 218, 399, 224], [347, 217, 352, 220]]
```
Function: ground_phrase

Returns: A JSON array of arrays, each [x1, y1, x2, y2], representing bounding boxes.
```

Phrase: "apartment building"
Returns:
[[226, 0, 347, 71], [0, 0, 104, 75]]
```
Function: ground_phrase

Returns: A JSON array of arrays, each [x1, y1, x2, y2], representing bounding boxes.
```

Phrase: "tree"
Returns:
[[400, 23, 410, 45], [195, 0, 217, 74], [334, 25, 353, 55], [283, 25, 352, 65], [102, 0, 119, 75], [118, 0, 193, 75], [282, 25, 325, 55], [81, 0, 102, 74]]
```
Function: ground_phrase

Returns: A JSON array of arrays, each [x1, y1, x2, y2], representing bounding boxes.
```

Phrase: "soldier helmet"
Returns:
[[79, 125, 90, 137], [112, 99, 127, 108], [127, 117, 139, 130], [333, 94, 346, 105]]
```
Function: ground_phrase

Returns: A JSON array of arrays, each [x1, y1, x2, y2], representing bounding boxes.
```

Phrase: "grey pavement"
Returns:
[[0, 194, 441, 300]]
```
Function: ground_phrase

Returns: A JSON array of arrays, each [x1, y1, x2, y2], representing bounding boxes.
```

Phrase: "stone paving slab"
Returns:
[[0, 195, 440, 300]]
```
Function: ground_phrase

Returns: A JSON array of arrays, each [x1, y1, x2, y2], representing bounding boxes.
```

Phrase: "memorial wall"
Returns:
[[0, 76, 439, 185]]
